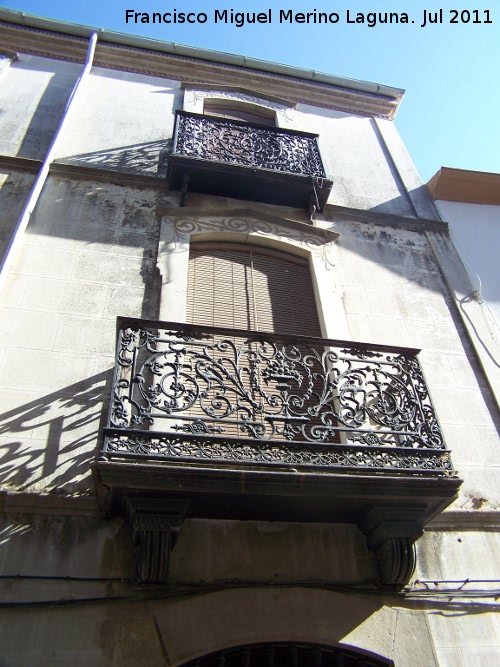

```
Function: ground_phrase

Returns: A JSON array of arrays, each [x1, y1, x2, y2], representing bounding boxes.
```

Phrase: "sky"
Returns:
[[2, 0, 499, 182]]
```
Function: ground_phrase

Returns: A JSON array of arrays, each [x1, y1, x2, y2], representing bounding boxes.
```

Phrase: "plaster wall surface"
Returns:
[[0, 55, 433, 213], [435, 199, 500, 338], [0, 509, 432, 666], [0, 589, 438, 667], [0, 175, 161, 494], [374, 118, 441, 221], [0, 168, 36, 263], [324, 216, 500, 509], [56, 68, 181, 176], [0, 513, 375, 585], [295, 104, 414, 215], [417, 528, 500, 666], [0, 54, 426, 214], [0, 55, 80, 159], [1, 507, 499, 665]]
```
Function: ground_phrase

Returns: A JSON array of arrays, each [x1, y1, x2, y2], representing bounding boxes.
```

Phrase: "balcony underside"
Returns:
[[167, 154, 333, 211], [97, 441, 460, 525], [96, 446, 460, 588]]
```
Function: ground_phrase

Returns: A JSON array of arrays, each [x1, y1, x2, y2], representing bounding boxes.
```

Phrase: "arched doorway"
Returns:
[[179, 642, 392, 667]]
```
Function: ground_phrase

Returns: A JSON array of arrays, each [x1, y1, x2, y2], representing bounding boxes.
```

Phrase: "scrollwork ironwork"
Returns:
[[104, 319, 452, 475], [174, 112, 326, 178], [103, 433, 452, 472]]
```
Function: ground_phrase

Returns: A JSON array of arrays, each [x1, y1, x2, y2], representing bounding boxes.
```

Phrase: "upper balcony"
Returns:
[[96, 318, 461, 585], [166, 111, 333, 212]]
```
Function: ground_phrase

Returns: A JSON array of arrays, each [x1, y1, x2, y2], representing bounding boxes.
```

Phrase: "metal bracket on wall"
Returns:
[[180, 171, 190, 207], [126, 496, 189, 584], [308, 178, 321, 222]]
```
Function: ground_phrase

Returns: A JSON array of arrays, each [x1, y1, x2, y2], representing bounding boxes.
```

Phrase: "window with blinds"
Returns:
[[203, 99, 276, 126], [185, 243, 338, 443], [186, 243, 321, 337]]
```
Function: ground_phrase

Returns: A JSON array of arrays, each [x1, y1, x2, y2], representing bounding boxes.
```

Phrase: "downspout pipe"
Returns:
[[0, 31, 98, 294]]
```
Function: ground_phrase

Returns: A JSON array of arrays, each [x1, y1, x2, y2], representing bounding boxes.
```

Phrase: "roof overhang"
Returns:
[[427, 167, 500, 206], [0, 8, 404, 120]]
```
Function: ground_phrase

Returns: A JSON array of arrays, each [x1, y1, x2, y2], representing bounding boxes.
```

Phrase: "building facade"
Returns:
[[0, 9, 499, 666]]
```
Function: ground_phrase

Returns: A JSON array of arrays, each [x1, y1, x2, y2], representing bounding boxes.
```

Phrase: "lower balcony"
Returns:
[[95, 318, 461, 585], [167, 111, 333, 212]]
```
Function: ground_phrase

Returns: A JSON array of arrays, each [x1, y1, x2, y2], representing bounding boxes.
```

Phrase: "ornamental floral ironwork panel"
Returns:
[[173, 111, 326, 178], [103, 319, 452, 474]]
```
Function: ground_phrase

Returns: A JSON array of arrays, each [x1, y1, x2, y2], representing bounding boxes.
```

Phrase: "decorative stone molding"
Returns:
[[183, 87, 295, 127], [374, 537, 416, 588], [360, 506, 425, 588], [159, 207, 338, 272], [126, 496, 189, 583]]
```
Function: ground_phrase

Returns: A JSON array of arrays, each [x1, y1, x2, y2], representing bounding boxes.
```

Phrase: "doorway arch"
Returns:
[[178, 642, 393, 667]]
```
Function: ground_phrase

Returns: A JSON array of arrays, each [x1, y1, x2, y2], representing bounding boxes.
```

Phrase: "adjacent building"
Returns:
[[0, 9, 499, 666], [427, 167, 500, 391]]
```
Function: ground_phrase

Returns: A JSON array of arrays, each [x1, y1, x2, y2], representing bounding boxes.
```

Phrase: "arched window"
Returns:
[[186, 242, 338, 443], [187, 242, 321, 337], [203, 98, 276, 126]]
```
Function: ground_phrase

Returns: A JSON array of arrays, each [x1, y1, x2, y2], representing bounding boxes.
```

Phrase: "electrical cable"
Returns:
[[1, 578, 499, 609]]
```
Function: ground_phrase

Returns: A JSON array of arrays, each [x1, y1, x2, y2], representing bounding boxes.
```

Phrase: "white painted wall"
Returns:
[[296, 104, 416, 215], [56, 68, 181, 175], [0, 55, 439, 213], [0, 55, 80, 160], [435, 199, 500, 340]]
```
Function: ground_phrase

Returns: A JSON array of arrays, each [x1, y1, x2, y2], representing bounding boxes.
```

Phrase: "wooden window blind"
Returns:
[[203, 100, 276, 126], [186, 243, 338, 443], [187, 243, 321, 337]]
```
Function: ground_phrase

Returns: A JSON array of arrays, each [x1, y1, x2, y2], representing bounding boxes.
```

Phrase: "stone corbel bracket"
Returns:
[[360, 505, 425, 589], [126, 496, 189, 584]]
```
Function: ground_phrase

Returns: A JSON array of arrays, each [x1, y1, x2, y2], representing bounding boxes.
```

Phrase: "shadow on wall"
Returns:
[[0, 169, 37, 265], [13, 61, 80, 162], [0, 369, 113, 493], [367, 186, 436, 217], [147, 588, 393, 666], [58, 139, 172, 177]]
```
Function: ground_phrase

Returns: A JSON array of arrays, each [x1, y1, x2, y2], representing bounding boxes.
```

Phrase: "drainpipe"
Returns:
[[0, 31, 98, 294]]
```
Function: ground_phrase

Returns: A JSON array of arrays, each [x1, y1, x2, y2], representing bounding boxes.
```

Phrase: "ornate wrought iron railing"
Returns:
[[102, 318, 453, 475], [172, 111, 327, 178]]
